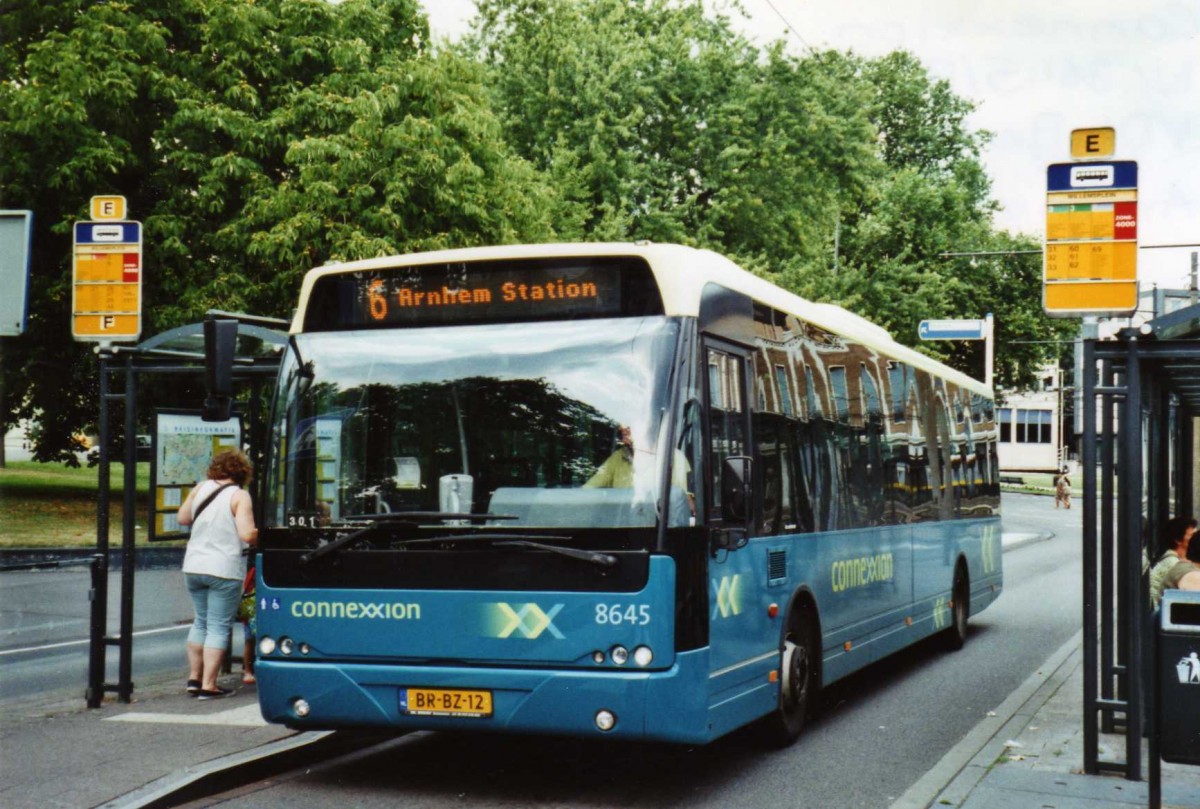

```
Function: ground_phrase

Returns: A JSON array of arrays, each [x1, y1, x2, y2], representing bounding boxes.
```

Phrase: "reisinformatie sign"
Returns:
[[150, 410, 242, 541]]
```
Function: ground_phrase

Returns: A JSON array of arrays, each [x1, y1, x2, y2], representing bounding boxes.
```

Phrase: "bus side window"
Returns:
[[706, 348, 746, 520], [678, 399, 704, 520], [754, 414, 796, 536]]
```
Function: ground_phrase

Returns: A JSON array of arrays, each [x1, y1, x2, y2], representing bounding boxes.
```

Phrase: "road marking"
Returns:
[[0, 624, 188, 657], [106, 702, 266, 727]]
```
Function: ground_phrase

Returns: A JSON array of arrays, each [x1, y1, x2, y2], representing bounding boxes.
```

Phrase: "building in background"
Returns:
[[998, 364, 1068, 474]]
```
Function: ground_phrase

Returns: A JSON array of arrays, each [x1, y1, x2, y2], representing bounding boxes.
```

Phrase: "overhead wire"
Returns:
[[756, 0, 812, 50]]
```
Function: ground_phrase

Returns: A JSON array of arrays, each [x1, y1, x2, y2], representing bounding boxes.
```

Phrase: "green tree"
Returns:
[[0, 0, 553, 461], [469, 1, 878, 275], [824, 50, 1066, 389]]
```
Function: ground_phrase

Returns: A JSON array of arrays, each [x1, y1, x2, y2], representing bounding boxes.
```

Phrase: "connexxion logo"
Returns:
[[484, 602, 565, 639], [290, 600, 421, 620]]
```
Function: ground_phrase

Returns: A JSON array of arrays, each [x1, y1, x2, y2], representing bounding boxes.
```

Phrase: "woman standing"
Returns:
[[177, 448, 258, 699]]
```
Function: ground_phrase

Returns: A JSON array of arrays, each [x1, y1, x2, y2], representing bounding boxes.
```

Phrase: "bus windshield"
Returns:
[[267, 316, 681, 530]]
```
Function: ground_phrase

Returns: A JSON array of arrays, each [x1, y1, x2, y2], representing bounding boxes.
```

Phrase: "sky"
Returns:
[[421, 0, 1200, 290]]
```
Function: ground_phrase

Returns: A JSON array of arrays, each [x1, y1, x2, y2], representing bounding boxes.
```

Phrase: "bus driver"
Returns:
[[584, 426, 636, 488], [584, 425, 694, 517]]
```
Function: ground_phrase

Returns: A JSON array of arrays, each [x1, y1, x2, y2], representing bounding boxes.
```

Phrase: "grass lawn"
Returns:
[[0, 461, 181, 548]]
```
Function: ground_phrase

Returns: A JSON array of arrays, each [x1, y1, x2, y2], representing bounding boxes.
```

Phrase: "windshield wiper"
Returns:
[[341, 511, 516, 524], [300, 519, 414, 565], [393, 533, 571, 546], [493, 540, 619, 569], [393, 534, 619, 568]]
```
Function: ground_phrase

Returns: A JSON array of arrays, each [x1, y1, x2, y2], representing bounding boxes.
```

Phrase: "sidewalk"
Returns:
[[0, 669, 314, 808], [896, 635, 1200, 809]]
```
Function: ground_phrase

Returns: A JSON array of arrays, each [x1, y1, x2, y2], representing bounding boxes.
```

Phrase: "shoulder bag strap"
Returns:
[[192, 482, 238, 521]]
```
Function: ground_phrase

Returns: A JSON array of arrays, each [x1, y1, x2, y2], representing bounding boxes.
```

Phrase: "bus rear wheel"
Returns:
[[944, 564, 969, 651], [760, 608, 817, 746]]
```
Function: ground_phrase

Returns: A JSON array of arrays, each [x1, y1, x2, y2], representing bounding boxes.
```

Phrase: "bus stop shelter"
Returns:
[[1081, 302, 1200, 804], [87, 313, 285, 706]]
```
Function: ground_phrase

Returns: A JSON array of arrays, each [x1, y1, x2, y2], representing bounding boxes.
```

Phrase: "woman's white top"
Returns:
[[181, 480, 245, 581]]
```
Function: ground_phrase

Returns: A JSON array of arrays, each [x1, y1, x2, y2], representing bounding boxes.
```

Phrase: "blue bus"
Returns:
[[253, 243, 1001, 744]]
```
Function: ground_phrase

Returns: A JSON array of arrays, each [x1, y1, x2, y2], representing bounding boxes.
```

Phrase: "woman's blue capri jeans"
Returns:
[[186, 573, 242, 651]]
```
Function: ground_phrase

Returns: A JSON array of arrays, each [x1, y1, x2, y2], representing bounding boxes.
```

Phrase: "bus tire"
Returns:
[[944, 562, 969, 651], [759, 605, 818, 747]]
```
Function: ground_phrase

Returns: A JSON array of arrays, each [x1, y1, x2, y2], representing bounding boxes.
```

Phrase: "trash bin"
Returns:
[[1159, 590, 1200, 764]]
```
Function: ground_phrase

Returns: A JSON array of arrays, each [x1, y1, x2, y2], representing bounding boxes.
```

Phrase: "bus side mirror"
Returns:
[[203, 318, 237, 422], [721, 455, 753, 524]]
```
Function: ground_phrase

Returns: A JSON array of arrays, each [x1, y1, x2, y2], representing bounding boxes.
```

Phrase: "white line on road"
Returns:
[[0, 624, 188, 657]]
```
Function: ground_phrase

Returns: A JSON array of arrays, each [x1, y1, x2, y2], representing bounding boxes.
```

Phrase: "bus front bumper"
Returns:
[[254, 650, 713, 743]]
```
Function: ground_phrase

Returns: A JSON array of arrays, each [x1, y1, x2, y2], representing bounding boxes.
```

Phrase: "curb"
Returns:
[[889, 630, 1083, 809], [96, 729, 401, 809], [0, 546, 185, 571]]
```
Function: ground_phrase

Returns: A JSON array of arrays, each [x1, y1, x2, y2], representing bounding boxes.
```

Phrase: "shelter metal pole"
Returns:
[[1083, 337, 1099, 773], [1181, 406, 1194, 518], [117, 355, 136, 702], [1153, 379, 1171, 531], [1122, 337, 1143, 779], [86, 350, 112, 708], [1101, 360, 1117, 732]]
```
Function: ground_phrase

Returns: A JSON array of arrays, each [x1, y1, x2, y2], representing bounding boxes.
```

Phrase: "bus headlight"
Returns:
[[279, 637, 295, 656], [299, 642, 311, 655], [609, 645, 629, 666], [633, 646, 654, 667], [294, 699, 311, 718], [259, 637, 276, 656]]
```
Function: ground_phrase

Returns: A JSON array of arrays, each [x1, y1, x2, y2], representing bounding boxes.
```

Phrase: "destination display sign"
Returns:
[[303, 257, 664, 331]]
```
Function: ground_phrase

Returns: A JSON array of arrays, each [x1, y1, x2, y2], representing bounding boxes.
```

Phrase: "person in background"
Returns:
[[1149, 516, 1200, 610], [237, 561, 257, 685], [1054, 467, 1071, 509], [177, 448, 258, 699]]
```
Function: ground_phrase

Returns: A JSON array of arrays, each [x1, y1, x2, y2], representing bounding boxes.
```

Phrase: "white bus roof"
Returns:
[[294, 242, 989, 395]]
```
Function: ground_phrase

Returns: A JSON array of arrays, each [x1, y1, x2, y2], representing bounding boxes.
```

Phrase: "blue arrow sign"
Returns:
[[919, 319, 987, 341]]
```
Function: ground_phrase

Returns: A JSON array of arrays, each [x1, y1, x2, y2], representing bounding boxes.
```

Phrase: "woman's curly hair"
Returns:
[[206, 448, 253, 486], [1160, 516, 1198, 557]]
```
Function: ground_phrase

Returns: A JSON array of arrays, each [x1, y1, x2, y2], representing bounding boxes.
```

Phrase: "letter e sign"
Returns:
[[1070, 128, 1115, 159], [90, 196, 128, 221]]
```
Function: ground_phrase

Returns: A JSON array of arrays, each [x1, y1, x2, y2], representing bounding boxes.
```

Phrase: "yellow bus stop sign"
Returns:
[[90, 195, 127, 221], [1043, 160, 1137, 317], [72, 220, 143, 342], [1070, 128, 1116, 159]]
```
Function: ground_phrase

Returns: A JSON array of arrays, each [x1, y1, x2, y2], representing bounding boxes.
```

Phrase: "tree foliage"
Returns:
[[467, 0, 1069, 389], [2, 0, 1069, 459], [0, 0, 553, 461]]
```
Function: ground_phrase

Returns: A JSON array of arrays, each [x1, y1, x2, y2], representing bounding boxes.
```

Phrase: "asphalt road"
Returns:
[[161, 493, 1081, 809], [0, 567, 237, 705]]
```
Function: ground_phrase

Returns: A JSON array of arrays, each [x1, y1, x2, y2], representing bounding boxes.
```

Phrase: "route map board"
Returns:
[[150, 411, 242, 541], [1043, 161, 1137, 317]]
